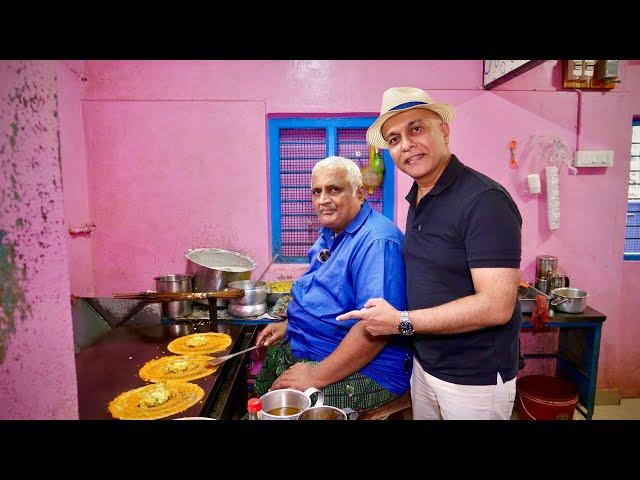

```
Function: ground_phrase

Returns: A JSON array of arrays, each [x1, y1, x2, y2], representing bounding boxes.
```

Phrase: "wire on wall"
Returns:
[[572, 89, 583, 152]]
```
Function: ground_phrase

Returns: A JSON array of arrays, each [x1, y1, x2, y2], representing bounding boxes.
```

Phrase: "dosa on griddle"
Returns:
[[108, 381, 204, 420], [167, 332, 232, 355], [139, 354, 218, 382]]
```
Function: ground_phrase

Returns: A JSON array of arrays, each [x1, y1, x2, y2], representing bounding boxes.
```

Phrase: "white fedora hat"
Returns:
[[366, 87, 455, 149]]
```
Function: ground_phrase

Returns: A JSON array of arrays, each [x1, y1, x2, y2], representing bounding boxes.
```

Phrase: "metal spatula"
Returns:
[[207, 344, 261, 366]]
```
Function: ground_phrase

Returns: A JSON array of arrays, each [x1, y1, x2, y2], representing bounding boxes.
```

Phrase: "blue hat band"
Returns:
[[389, 101, 428, 111]]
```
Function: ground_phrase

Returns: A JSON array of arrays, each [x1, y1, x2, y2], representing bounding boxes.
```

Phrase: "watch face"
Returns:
[[398, 320, 414, 336]]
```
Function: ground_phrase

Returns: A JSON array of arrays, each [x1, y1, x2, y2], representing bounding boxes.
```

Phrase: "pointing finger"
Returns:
[[336, 310, 362, 322]]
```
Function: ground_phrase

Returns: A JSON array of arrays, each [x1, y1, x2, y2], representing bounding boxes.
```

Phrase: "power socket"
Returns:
[[573, 150, 614, 167]]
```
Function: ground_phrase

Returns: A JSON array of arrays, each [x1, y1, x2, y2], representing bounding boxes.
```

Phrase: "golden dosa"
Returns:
[[108, 381, 204, 420], [139, 355, 218, 383], [167, 332, 232, 355]]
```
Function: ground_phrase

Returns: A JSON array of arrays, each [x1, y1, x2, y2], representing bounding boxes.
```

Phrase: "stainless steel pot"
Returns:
[[227, 280, 267, 306], [228, 302, 267, 318], [155, 274, 193, 318], [297, 406, 358, 420], [550, 287, 588, 314], [258, 388, 324, 420], [535, 255, 558, 279], [297, 405, 347, 420], [547, 271, 570, 291], [185, 248, 256, 306]]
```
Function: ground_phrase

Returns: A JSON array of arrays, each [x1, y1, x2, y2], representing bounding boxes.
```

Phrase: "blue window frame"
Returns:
[[625, 118, 640, 260], [268, 117, 395, 263]]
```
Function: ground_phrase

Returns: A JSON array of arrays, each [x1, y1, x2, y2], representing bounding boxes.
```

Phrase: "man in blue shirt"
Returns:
[[254, 156, 411, 411], [338, 87, 523, 420]]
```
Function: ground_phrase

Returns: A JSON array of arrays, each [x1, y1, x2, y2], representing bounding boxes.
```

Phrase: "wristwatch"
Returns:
[[397, 310, 414, 336]]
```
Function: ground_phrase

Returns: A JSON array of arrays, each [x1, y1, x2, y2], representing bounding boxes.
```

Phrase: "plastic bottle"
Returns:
[[247, 397, 262, 420]]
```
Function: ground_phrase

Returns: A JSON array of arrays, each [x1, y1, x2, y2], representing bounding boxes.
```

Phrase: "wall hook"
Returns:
[[509, 139, 518, 169]]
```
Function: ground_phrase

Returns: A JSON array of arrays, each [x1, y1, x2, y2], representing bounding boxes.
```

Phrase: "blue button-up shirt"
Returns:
[[286, 201, 411, 395]]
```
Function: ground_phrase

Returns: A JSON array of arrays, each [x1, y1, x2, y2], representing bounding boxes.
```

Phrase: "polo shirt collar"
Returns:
[[320, 200, 372, 239], [405, 154, 464, 204]]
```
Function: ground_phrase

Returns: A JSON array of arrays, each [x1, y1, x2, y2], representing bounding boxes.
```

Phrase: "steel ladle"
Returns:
[[208, 345, 261, 366]]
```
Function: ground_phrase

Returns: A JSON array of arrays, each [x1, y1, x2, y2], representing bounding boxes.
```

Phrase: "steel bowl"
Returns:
[[550, 287, 588, 314], [297, 405, 347, 420], [266, 292, 290, 305], [228, 302, 267, 318], [167, 321, 194, 337], [265, 281, 293, 305], [185, 248, 256, 306]]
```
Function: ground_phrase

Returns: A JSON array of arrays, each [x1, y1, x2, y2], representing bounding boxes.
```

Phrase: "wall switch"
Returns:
[[581, 60, 596, 79], [566, 60, 583, 81], [573, 150, 614, 167]]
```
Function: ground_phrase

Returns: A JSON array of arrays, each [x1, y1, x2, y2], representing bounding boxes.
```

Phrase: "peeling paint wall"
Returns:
[[0, 61, 78, 419]]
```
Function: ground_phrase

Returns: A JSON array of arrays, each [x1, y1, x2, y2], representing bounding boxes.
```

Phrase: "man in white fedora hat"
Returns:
[[338, 87, 523, 420]]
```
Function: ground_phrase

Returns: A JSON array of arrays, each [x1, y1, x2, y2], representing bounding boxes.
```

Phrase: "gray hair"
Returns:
[[311, 156, 363, 195]]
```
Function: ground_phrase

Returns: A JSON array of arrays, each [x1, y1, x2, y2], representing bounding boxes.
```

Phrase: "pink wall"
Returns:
[[82, 99, 270, 291], [69, 60, 639, 397], [619, 61, 640, 396], [57, 61, 94, 296], [0, 61, 78, 419]]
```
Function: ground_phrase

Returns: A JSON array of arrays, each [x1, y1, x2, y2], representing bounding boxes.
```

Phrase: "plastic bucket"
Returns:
[[515, 375, 579, 420]]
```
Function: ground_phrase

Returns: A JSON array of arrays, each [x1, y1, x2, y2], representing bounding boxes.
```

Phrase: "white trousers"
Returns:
[[410, 357, 516, 420]]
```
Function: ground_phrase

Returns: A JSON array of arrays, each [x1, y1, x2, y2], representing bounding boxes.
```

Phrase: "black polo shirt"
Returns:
[[403, 154, 522, 385]]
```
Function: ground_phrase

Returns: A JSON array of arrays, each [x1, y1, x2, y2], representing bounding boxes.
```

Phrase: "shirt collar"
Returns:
[[320, 200, 372, 239], [405, 154, 464, 204]]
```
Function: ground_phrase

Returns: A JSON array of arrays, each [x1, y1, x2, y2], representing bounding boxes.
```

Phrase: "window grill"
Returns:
[[624, 119, 640, 260], [269, 117, 394, 262], [279, 128, 326, 257]]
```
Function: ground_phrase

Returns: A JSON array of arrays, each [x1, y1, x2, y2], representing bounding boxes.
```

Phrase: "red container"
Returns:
[[516, 375, 579, 420]]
